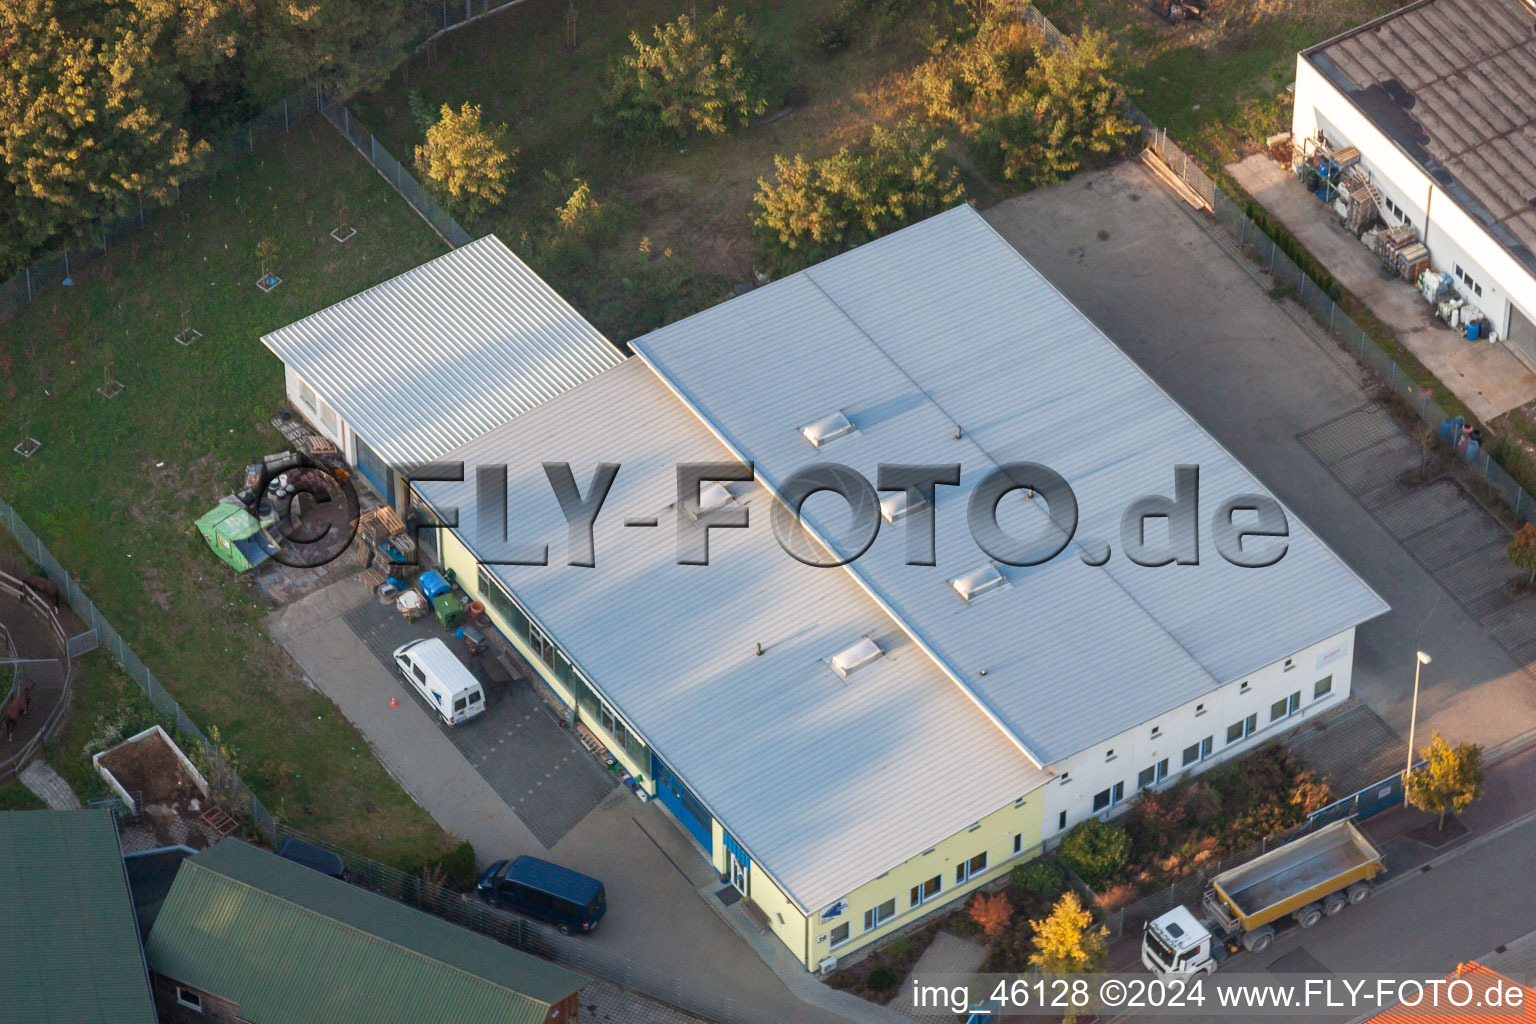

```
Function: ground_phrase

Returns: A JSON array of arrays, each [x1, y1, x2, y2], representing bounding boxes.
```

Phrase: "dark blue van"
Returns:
[[477, 856, 606, 934]]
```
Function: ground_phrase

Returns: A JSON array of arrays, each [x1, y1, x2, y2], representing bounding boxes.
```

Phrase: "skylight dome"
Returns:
[[801, 411, 856, 448]]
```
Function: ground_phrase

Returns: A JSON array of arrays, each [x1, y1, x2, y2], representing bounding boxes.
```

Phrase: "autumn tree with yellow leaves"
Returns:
[[1029, 892, 1108, 1024]]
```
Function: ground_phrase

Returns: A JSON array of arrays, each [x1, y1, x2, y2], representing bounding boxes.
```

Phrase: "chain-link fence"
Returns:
[[273, 819, 780, 1024], [0, 493, 278, 836], [425, 0, 530, 34], [0, 83, 323, 324], [317, 99, 473, 249], [1021, 2, 1536, 527]]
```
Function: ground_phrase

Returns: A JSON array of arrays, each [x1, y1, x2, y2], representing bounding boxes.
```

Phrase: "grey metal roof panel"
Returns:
[[633, 205, 1389, 764], [1304, 0, 1536, 276], [261, 235, 622, 464], [418, 359, 1049, 912], [145, 839, 583, 1024], [0, 810, 158, 1024]]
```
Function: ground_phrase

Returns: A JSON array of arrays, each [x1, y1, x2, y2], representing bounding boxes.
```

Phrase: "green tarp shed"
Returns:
[[145, 839, 586, 1024], [0, 810, 159, 1024], [194, 503, 271, 572]]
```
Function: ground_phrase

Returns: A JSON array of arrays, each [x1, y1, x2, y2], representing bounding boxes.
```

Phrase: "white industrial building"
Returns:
[[1291, 0, 1536, 361], [270, 206, 1388, 970]]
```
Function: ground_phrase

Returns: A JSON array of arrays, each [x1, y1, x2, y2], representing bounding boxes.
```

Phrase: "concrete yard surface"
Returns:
[[1227, 153, 1536, 422]]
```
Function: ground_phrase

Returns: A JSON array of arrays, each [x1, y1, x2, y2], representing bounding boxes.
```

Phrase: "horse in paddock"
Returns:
[[3, 683, 36, 741]]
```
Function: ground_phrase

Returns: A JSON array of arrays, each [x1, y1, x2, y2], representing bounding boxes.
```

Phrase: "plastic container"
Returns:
[[417, 570, 452, 602], [434, 592, 464, 631]]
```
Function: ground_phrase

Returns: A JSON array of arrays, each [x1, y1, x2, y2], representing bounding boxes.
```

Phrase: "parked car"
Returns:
[[276, 837, 346, 880], [477, 856, 606, 935], [392, 638, 485, 726]]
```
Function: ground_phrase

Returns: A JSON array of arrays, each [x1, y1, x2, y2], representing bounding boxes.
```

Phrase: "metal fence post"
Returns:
[[24, 266, 31, 299], [370, 134, 377, 167], [343, 106, 349, 137], [284, 99, 290, 132]]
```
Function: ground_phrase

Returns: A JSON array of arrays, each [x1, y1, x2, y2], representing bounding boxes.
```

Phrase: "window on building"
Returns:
[[597, 699, 628, 748], [956, 852, 988, 885], [1092, 781, 1124, 813], [1058, 810, 1067, 830], [1150, 725, 1161, 739], [175, 987, 204, 1012], [1271, 691, 1301, 722], [1195, 703, 1206, 716], [1104, 748, 1115, 761], [1183, 736, 1213, 766], [830, 922, 851, 947], [1239, 681, 1251, 694], [528, 623, 556, 667], [864, 898, 896, 931], [1315, 675, 1334, 700], [1227, 714, 1257, 744], [1013, 833, 1024, 856], [910, 875, 942, 907], [298, 380, 318, 411], [1137, 765, 1156, 790]]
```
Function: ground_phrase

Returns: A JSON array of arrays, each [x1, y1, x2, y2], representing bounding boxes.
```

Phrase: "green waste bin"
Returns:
[[434, 592, 464, 631]]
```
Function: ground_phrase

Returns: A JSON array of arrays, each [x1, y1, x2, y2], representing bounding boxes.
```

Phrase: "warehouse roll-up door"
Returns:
[[652, 754, 712, 853], [1509, 302, 1536, 367]]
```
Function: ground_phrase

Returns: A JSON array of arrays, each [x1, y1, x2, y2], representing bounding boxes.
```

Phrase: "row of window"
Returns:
[[827, 834, 1038, 949], [475, 565, 649, 766], [1454, 264, 1484, 299], [1079, 675, 1335, 822]]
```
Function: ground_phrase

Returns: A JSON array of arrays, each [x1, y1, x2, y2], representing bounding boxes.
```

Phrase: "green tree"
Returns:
[[1056, 816, 1130, 888], [1508, 523, 1536, 590], [978, 28, 1136, 186], [0, 0, 206, 268], [1029, 892, 1107, 1023], [414, 102, 515, 220], [1404, 731, 1484, 831], [601, 7, 776, 144], [753, 121, 965, 275]]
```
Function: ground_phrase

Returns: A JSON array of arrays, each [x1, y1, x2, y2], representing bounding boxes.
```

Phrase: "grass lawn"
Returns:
[[0, 781, 46, 810], [1033, 0, 1401, 163], [348, 0, 977, 343], [0, 118, 456, 866]]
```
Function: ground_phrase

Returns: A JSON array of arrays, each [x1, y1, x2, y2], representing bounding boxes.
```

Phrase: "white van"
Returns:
[[392, 638, 485, 726]]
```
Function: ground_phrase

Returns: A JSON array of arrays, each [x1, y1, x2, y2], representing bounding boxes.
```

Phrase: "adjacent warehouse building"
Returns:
[[405, 205, 1387, 970], [261, 235, 621, 509], [1291, 0, 1536, 360]]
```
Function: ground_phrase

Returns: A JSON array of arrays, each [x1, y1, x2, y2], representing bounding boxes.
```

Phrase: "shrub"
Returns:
[[414, 102, 515, 219], [866, 965, 898, 992], [969, 890, 1014, 938], [1011, 857, 1066, 897], [600, 7, 776, 145], [1057, 817, 1130, 889], [1181, 780, 1222, 823], [407, 839, 478, 891], [909, 4, 1038, 134], [974, 28, 1137, 187], [812, 11, 854, 55], [1099, 882, 1138, 912], [752, 120, 965, 276]]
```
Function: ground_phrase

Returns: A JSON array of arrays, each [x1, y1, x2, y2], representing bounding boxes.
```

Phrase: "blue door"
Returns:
[[652, 754, 712, 853], [353, 433, 394, 504]]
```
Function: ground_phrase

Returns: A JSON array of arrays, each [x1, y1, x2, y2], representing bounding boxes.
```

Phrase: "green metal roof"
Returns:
[[0, 810, 158, 1024], [145, 840, 585, 1024]]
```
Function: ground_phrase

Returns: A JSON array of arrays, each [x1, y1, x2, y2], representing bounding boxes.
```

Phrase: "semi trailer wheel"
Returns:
[[1347, 882, 1372, 904], [1243, 926, 1275, 953], [1323, 892, 1347, 916], [1295, 903, 1323, 928]]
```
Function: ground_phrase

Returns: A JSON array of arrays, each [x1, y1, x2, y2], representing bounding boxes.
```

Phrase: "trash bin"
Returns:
[[434, 592, 464, 630], [418, 570, 452, 602]]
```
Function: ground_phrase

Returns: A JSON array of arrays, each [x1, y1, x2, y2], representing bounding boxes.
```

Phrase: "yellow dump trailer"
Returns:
[[1143, 820, 1385, 974]]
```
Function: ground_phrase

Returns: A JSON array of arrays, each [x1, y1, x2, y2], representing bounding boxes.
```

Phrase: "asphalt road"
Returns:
[[1117, 810, 1536, 1023]]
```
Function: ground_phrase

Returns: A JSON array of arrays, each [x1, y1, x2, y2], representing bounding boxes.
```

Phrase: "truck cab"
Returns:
[[1143, 905, 1219, 976]]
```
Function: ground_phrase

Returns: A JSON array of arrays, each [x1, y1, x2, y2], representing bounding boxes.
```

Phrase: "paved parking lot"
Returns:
[[340, 598, 616, 848]]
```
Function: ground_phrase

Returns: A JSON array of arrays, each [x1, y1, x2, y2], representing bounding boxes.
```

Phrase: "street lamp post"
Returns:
[[1406, 651, 1431, 778]]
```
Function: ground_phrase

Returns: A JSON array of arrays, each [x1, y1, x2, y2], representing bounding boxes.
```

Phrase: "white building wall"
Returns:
[[283, 365, 347, 449], [1040, 627, 1357, 837], [1291, 56, 1536, 341]]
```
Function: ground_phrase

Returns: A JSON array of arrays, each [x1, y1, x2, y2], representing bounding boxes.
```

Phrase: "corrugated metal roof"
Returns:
[[261, 235, 622, 464], [0, 810, 157, 1024], [632, 205, 1389, 765], [1304, 0, 1536, 276], [144, 839, 583, 1024], [416, 359, 1050, 913]]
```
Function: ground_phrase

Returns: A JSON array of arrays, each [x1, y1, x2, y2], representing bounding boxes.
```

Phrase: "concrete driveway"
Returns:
[[986, 160, 1536, 761], [266, 577, 856, 1024]]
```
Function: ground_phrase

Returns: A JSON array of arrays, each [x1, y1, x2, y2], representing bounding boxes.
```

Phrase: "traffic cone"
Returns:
[[390, 696, 398, 708]]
